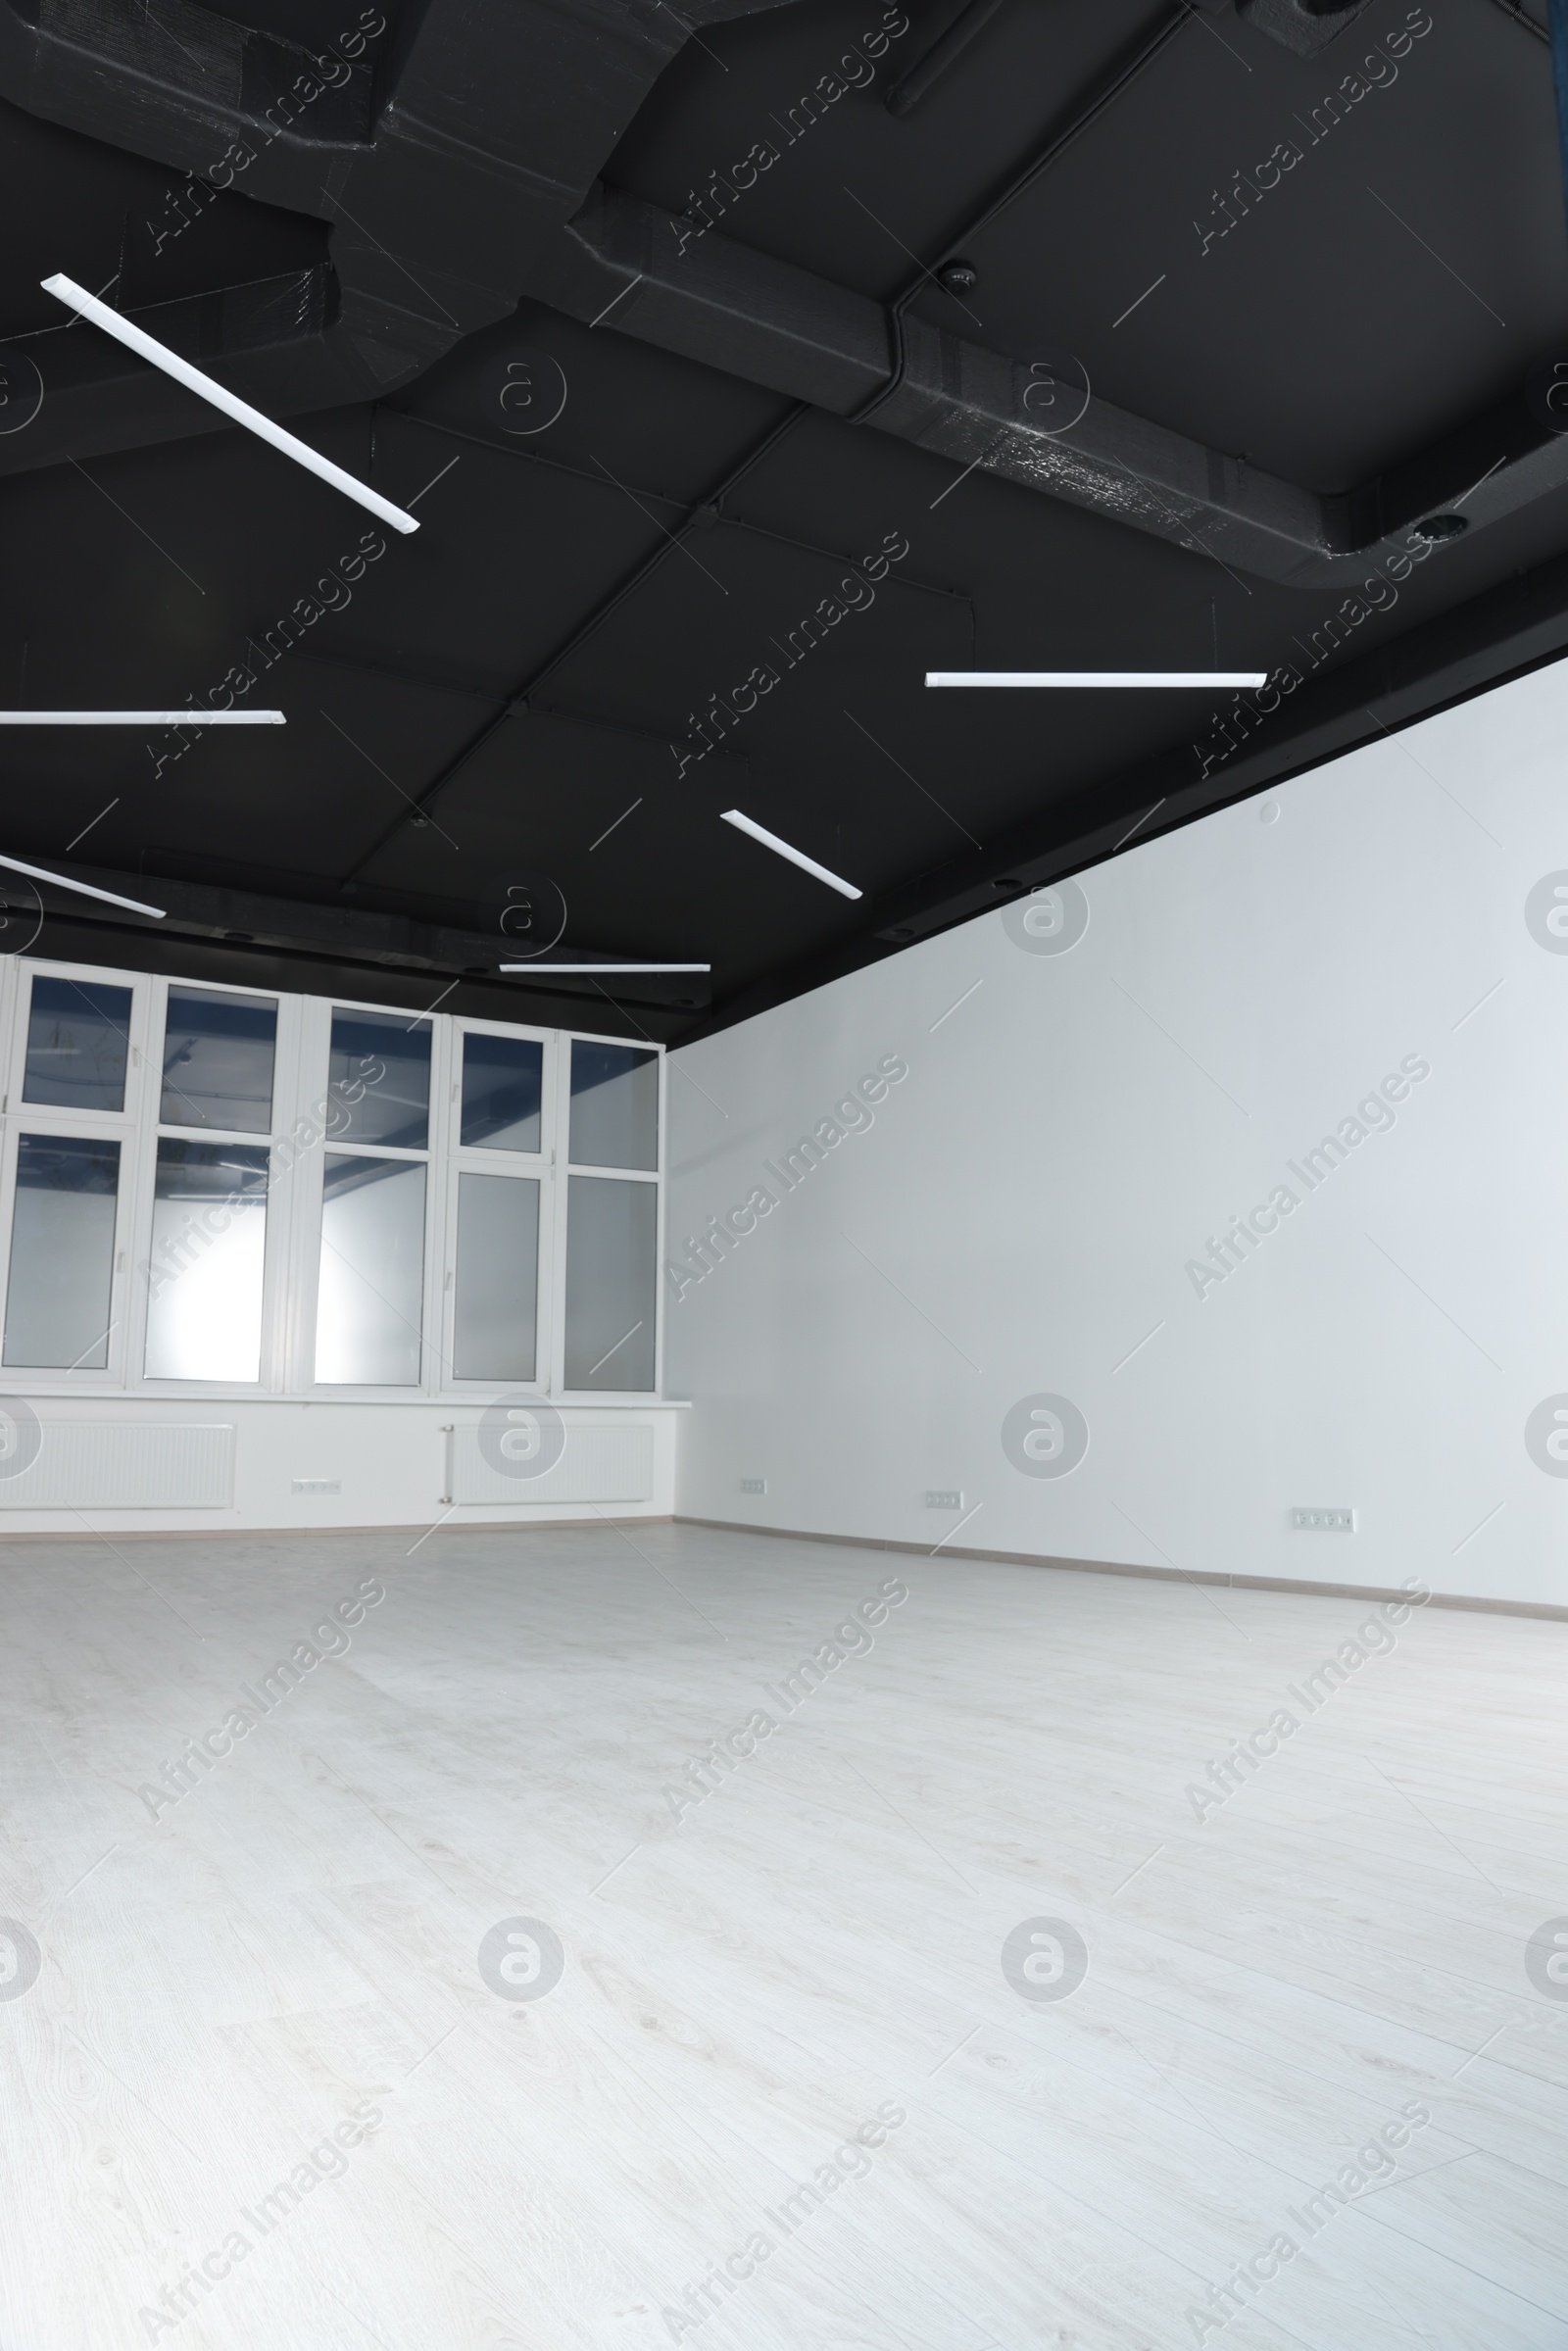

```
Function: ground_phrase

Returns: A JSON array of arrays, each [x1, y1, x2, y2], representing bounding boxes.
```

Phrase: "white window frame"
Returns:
[[291, 992, 447, 1399], [441, 1013, 556, 1397], [554, 1035, 666, 1400], [136, 971, 303, 1397], [0, 954, 154, 1391], [0, 957, 664, 1403]]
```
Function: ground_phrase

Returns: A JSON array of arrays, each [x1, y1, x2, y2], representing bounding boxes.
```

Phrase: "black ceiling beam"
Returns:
[[1490, 0, 1549, 39], [344, 404, 807, 872], [387, 407, 971, 604], [881, 4, 1193, 288], [16, 858, 711, 1010], [884, 0, 1011, 119], [283, 645, 750, 761], [17, 910, 690, 1040]]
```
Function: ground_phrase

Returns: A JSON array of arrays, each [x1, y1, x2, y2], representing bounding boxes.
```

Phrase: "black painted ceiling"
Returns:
[[0, 0, 1562, 1041]]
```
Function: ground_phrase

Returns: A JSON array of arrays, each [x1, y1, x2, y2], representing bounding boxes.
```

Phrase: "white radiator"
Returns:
[[0, 1422, 235, 1509], [451, 1421, 654, 1506]]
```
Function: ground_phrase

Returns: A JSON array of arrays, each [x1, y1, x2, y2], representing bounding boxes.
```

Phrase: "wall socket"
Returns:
[[924, 1490, 963, 1510], [740, 1478, 766, 1494], [292, 1478, 342, 1495], [1292, 1507, 1354, 1533]]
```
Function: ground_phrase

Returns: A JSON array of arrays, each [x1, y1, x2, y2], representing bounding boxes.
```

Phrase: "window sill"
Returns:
[[0, 1387, 689, 1408]]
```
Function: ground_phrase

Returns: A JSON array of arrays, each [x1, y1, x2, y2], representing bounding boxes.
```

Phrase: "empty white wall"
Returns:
[[666, 656, 1568, 1609]]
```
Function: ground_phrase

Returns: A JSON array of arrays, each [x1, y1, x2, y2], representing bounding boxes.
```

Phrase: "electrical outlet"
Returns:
[[292, 1478, 342, 1495], [924, 1490, 963, 1509], [740, 1478, 766, 1494], [1292, 1507, 1353, 1532]]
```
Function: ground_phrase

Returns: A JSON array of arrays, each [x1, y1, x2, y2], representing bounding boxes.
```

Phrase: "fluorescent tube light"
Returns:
[[0, 710, 284, 725], [41, 272, 418, 537], [500, 962, 711, 973], [926, 670, 1269, 688], [719, 809, 861, 900], [0, 853, 165, 916]]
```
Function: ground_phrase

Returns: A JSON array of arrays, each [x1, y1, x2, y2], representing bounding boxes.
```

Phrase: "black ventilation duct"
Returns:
[[1236, 0, 1375, 55]]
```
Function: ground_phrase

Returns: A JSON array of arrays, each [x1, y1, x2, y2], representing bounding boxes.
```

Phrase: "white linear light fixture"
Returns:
[[0, 852, 165, 916], [501, 961, 711, 973], [926, 670, 1269, 688], [719, 809, 862, 901], [0, 710, 283, 725], [41, 273, 419, 537]]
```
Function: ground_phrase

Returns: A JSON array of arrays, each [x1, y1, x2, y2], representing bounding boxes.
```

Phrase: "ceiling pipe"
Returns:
[[559, 184, 1558, 587]]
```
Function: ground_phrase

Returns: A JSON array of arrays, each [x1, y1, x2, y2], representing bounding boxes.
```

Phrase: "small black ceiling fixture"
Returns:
[[1410, 514, 1470, 544]]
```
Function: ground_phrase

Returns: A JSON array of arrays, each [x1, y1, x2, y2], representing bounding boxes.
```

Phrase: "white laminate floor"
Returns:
[[1, 1521, 1565, 2350]]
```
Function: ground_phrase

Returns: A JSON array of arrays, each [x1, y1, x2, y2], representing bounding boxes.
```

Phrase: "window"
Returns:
[[2, 967, 138, 1378], [327, 1007, 430, 1149], [0, 960, 662, 1398], [161, 986, 275, 1132], [149, 988, 279, 1381], [312, 1010, 432, 1385], [3, 1134, 121, 1368], [564, 1175, 656, 1390], [23, 976, 132, 1113], [444, 1021, 550, 1390], [460, 1032, 542, 1151], [563, 1041, 659, 1393], [569, 1041, 659, 1172], [316, 1152, 427, 1385], [453, 1172, 539, 1380], [144, 1141, 270, 1381]]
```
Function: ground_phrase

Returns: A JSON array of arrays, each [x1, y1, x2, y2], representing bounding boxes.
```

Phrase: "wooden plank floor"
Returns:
[[1, 1522, 1565, 2350]]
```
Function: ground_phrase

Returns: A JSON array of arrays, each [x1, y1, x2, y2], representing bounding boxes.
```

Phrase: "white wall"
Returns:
[[665, 656, 1568, 1610]]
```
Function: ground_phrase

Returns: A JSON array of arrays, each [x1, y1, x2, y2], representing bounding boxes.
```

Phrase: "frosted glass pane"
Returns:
[[327, 1009, 430, 1149], [315, 1153, 425, 1385], [23, 977, 131, 1112], [564, 1175, 656, 1390], [569, 1042, 658, 1170], [144, 1141, 269, 1381], [461, 1033, 542, 1151], [3, 1134, 120, 1369], [162, 988, 275, 1132], [454, 1173, 539, 1381]]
